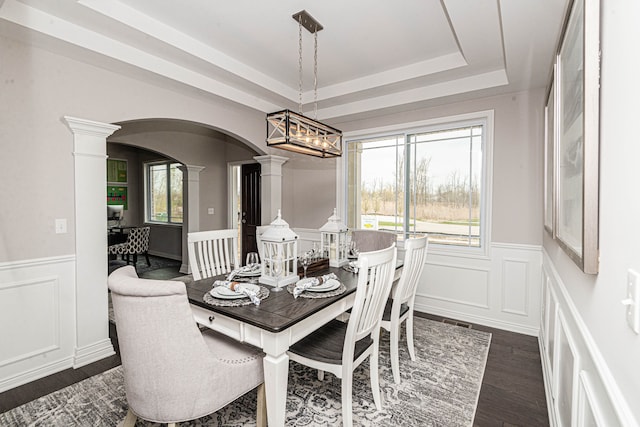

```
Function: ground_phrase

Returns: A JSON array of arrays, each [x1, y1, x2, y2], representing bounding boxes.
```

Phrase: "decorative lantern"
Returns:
[[259, 209, 299, 289], [319, 208, 348, 267]]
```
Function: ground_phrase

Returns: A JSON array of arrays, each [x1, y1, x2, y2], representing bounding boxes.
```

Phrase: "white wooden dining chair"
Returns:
[[187, 229, 239, 281], [287, 245, 397, 427], [380, 235, 428, 384]]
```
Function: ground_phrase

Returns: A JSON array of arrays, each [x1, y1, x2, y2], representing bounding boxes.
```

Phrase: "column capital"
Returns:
[[64, 116, 120, 138], [178, 164, 205, 180], [254, 155, 288, 176]]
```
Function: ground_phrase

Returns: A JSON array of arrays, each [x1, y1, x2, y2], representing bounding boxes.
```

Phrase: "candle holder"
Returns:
[[319, 208, 348, 267], [258, 210, 299, 290]]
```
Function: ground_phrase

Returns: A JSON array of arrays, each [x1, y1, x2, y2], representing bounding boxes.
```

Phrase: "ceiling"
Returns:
[[0, 0, 569, 124]]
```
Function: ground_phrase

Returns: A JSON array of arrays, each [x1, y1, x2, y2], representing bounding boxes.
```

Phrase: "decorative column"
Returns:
[[179, 164, 205, 274], [64, 116, 119, 368], [254, 155, 288, 225]]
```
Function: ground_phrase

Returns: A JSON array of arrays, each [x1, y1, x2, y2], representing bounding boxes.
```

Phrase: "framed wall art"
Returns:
[[554, 0, 600, 274], [544, 70, 555, 234]]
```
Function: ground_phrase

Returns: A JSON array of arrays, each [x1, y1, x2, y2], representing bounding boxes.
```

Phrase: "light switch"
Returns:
[[55, 218, 67, 234], [208, 208, 215, 215], [623, 269, 640, 334]]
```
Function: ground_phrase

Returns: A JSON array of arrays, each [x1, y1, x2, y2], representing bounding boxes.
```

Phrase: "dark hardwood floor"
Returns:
[[1, 264, 549, 426], [416, 313, 550, 427]]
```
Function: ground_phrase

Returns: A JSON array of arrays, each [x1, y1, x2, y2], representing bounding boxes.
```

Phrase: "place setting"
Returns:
[[287, 254, 346, 299], [203, 252, 270, 307]]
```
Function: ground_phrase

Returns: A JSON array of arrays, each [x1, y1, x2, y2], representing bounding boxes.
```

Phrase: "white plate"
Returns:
[[210, 283, 260, 299], [306, 278, 341, 293], [234, 266, 262, 277]]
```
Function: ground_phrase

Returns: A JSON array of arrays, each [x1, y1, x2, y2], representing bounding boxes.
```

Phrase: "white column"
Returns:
[[179, 164, 205, 274], [64, 116, 119, 368], [254, 155, 288, 225]]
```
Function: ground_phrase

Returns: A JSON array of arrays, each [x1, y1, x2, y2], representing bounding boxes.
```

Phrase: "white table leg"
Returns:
[[263, 352, 289, 427]]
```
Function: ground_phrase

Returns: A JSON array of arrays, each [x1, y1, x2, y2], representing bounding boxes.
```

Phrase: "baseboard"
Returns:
[[73, 339, 115, 368], [414, 304, 539, 336], [147, 250, 182, 261], [0, 357, 73, 393]]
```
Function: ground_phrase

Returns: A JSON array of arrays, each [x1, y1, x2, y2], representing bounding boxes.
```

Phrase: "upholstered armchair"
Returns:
[[351, 229, 397, 252], [108, 266, 266, 427], [108, 226, 150, 267]]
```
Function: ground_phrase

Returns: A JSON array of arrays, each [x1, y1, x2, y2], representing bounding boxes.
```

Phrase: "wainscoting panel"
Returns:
[[0, 277, 60, 366], [0, 256, 76, 393], [414, 242, 542, 336], [540, 250, 636, 427], [420, 262, 490, 309], [501, 258, 529, 315]]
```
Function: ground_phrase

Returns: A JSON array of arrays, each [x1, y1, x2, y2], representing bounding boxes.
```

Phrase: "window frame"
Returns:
[[144, 161, 184, 225], [339, 110, 494, 258]]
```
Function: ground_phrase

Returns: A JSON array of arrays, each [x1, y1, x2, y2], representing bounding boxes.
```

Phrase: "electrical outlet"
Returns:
[[55, 218, 67, 234], [623, 269, 640, 334], [208, 208, 215, 215]]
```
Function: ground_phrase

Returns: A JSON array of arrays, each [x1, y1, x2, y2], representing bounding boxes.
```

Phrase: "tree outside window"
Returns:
[[346, 122, 485, 248], [147, 162, 183, 224]]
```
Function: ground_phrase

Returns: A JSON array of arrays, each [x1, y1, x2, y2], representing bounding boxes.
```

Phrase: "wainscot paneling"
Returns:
[[414, 242, 542, 336], [541, 250, 638, 427], [0, 256, 76, 393]]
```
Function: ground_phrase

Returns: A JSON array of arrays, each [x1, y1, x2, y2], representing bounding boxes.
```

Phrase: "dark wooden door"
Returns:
[[241, 163, 261, 263]]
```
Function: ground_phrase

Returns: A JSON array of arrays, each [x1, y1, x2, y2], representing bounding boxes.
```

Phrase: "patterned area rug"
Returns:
[[1, 317, 490, 426]]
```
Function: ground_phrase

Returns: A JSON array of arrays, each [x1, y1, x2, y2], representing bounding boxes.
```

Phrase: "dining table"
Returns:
[[185, 261, 402, 427]]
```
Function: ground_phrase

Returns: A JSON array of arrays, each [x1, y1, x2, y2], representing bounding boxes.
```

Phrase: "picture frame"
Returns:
[[544, 70, 555, 234], [554, 0, 600, 274]]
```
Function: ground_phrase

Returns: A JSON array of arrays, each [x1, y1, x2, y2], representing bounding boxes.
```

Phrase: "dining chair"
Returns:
[[107, 226, 151, 267], [108, 266, 266, 427], [287, 245, 397, 427], [380, 235, 428, 384], [187, 229, 239, 281], [351, 229, 397, 253]]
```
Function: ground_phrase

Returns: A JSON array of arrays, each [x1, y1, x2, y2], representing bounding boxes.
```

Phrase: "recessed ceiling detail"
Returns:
[[1, 0, 568, 122]]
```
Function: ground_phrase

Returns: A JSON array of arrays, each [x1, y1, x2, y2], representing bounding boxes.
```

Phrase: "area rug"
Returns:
[[1, 317, 491, 426]]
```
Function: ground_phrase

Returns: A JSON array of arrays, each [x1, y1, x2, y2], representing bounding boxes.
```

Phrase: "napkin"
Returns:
[[293, 273, 338, 298], [213, 280, 261, 306]]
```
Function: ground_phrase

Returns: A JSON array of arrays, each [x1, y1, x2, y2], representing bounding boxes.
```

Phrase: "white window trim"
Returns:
[[144, 160, 184, 226], [337, 110, 494, 259]]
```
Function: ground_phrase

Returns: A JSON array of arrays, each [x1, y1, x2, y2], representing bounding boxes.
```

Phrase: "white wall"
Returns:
[[541, 2, 640, 426], [0, 32, 268, 390], [0, 32, 267, 263]]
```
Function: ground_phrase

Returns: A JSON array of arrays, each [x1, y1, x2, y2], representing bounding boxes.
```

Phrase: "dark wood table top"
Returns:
[[186, 267, 359, 333]]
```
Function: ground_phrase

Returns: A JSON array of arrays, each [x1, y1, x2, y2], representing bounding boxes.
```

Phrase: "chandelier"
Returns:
[[266, 10, 342, 158]]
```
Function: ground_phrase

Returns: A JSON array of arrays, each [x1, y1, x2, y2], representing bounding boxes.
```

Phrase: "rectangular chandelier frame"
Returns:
[[266, 109, 343, 158]]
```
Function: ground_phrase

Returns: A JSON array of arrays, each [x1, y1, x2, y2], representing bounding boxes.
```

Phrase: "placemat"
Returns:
[[203, 285, 270, 307], [286, 282, 346, 299]]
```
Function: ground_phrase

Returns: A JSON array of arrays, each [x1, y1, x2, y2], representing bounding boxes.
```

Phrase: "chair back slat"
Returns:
[[395, 236, 428, 304], [347, 245, 397, 346], [188, 229, 239, 281]]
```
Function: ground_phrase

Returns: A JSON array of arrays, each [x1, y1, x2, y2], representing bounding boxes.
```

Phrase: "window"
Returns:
[[146, 162, 183, 224], [345, 113, 492, 251]]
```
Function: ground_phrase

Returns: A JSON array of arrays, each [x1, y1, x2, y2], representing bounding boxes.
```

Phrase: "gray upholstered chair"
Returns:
[[107, 226, 151, 267], [108, 266, 266, 427], [287, 245, 398, 427], [350, 229, 397, 253], [187, 229, 239, 280], [380, 235, 428, 384]]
